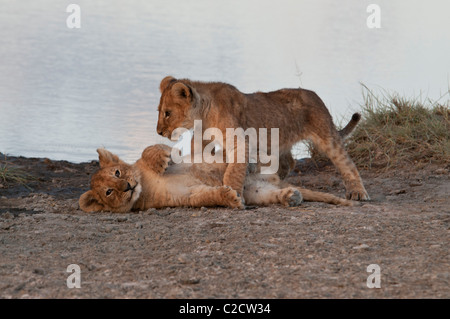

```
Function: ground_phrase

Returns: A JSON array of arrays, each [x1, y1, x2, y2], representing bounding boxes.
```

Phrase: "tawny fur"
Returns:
[[79, 145, 353, 213], [156, 76, 369, 201]]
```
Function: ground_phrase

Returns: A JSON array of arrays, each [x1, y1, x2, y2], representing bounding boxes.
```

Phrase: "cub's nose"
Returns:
[[157, 129, 163, 136], [124, 182, 133, 192]]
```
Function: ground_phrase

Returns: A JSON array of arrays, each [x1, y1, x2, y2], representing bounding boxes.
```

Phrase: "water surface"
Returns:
[[0, 0, 449, 162]]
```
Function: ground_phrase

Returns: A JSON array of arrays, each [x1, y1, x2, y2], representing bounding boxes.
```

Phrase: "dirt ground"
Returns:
[[0, 153, 448, 299]]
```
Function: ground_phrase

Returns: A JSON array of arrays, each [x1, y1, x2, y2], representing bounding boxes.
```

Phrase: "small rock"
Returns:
[[60, 252, 70, 259], [1, 222, 15, 230], [430, 244, 441, 249], [201, 207, 208, 212], [179, 278, 200, 285], [104, 225, 115, 233], [352, 244, 370, 250], [409, 181, 422, 187], [2, 211, 13, 219], [116, 216, 128, 223], [177, 254, 190, 264], [389, 189, 406, 195], [156, 210, 172, 216], [87, 264, 97, 271], [435, 168, 448, 175], [14, 282, 27, 292], [314, 239, 325, 246], [135, 222, 143, 229], [33, 268, 45, 275]]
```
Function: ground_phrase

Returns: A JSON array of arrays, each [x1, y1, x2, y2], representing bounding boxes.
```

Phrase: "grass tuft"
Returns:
[[308, 85, 450, 170], [0, 157, 36, 190]]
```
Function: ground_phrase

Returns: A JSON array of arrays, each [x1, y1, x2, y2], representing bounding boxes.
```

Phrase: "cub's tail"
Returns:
[[338, 113, 361, 139]]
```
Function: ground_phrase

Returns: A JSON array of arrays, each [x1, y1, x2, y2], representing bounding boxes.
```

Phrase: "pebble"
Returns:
[[60, 252, 70, 259], [116, 216, 128, 223], [179, 278, 200, 285], [1, 222, 15, 230], [314, 239, 325, 246], [352, 244, 370, 250], [2, 211, 13, 219], [104, 225, 115, 233], [177, 254, 190, 264], [33, 268, 45, 275], [389, 189, 406, 195], [409, 181, 422, 187], [434, 168, 448, 175]]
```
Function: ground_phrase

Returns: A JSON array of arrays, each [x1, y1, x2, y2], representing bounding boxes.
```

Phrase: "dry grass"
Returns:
[[308, 85, 450, 170], [0, 157, 35, 190]]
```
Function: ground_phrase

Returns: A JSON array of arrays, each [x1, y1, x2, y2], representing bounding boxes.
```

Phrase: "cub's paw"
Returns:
[[345, 182, 370, 201], [220, 186, 245, 209], [141, 144, 173, 174], [279, 187, 303, 207]]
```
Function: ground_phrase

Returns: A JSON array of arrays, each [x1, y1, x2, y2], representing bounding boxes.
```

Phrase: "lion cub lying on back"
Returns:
[[79, 144, 352, 213]]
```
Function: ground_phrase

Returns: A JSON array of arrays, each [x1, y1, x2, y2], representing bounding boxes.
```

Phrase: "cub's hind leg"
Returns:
[[244, 177, 302, 207], [309, 131, 369, 201], [295, 187, 353, 206], [189, 185, 244, 209], [277, 151, 296, 180]]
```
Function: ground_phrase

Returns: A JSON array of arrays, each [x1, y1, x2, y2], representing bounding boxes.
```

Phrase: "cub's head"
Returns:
[[157, 76, 196, 139], [79, 149, 142, 213]]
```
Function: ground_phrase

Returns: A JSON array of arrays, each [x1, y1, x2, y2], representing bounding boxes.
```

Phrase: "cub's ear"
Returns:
[[79, 190, 104, 213], [172, 82, 192, 101], [160, 76, 177, 93], [97, 148, 121, 168]]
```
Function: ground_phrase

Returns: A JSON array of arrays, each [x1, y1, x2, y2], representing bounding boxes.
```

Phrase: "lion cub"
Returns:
[[79, 144, 352, 213], [156, 76, 369, 201]]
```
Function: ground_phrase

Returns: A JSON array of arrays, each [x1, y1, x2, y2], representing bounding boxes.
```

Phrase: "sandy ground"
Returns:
[[0, 154, 449, 299]]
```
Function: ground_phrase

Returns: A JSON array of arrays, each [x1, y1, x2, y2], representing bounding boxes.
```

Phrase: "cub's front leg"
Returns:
[[140, 144, 172, 174]]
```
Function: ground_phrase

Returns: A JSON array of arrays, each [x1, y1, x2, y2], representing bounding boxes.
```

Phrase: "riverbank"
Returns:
[[0, 154, 448, 298]]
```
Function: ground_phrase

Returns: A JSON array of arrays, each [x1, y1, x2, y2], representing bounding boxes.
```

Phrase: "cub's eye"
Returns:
[[106, 189, 113, 196], [115, 170, 120, 178], [164, 111, 171, 118]]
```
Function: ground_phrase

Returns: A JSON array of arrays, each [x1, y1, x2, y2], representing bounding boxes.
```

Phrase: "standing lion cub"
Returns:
[[156, 76, 369, 201], [79, 144, 352, 213]]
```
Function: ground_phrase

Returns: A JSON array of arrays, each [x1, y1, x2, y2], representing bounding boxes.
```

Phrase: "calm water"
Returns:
[[1, 0, 449, 162]]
